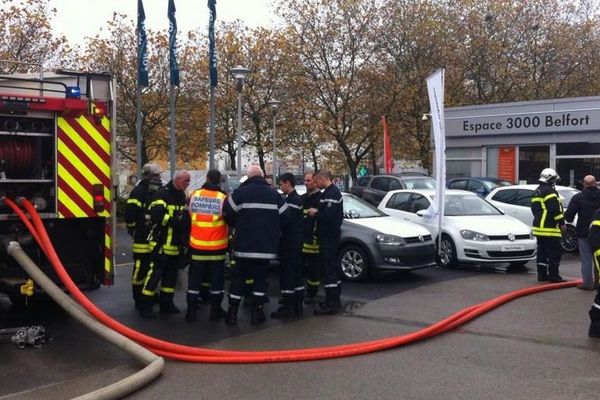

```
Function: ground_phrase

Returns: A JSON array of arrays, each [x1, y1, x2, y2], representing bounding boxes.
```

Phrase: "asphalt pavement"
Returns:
[[1, 248, 599, 399]]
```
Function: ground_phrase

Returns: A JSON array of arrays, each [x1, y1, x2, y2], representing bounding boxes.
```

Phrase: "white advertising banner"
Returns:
[[426, 69, 446, 245]]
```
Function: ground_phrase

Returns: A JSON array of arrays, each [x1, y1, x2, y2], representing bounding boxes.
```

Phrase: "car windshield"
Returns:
[[435, 193, 502, 216], [401, 177, 436, 189], [343, 194, 386, 218], [558, 188, 579, 208]]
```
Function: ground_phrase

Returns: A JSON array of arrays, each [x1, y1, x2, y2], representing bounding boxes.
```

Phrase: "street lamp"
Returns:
[[230, 65, 250, 178], [268, 98, 281, 187]]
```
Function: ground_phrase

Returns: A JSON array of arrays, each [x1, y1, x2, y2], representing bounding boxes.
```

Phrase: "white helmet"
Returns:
[[141, 162, 162, 181], [539, 168, 559, 184]]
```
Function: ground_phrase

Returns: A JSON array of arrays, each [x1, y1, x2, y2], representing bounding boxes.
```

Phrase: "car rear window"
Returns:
[[401, 177, 436, 189]]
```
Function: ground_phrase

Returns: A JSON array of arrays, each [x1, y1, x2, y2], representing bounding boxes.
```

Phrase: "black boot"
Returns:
[[314, 287, 341, 316], [294, 290, 304, 317], [271, 294, 295, 319], [159, 292, 180, 314], [251, 296, 266, 325], [209, 294, 226, 321], [537, 264, 548, 282], [138, 296, 157, 319], [132, 285, 143, 310], [305, 284, 318, 305], [225, 298, 240, 326], [589, 306, 600, 337], [185, 292, 197, 322], [547, 265, 565, 282]]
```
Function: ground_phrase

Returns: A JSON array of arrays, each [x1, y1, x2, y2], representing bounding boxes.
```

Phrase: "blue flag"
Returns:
[[137, 0, 149, 87], [168, 0, 180, 86], [208, 0, 217, 87]]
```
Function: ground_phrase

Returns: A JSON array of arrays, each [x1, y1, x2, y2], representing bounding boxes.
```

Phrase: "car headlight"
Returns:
[[375, 233, 406, 246], [460, 229, 490, 241]]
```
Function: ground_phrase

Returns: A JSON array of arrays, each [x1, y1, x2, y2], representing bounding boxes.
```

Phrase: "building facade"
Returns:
[[445, 96, 600, 187]]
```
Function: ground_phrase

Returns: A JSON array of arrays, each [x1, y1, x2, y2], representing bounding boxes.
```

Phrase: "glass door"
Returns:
[[518, 146, 549, 183]]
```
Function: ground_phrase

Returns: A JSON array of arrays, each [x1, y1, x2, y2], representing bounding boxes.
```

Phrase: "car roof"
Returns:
[[386, 188, 475, 197], [491, 184, 576, 191]]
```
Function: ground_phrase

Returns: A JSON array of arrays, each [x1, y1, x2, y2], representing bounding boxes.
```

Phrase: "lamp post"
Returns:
[[268, 99, 281, 187], [230, 65, 250, 178]]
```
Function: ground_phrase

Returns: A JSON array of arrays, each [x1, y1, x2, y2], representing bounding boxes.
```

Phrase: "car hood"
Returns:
[[346, 216, 431, 237], [446, 215, 531, 235]]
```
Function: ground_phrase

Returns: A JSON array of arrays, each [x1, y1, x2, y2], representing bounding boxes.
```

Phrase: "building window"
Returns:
[[556, 158, 600, 189], [446, 147, 482, 178], [556, 143, 600, 156]]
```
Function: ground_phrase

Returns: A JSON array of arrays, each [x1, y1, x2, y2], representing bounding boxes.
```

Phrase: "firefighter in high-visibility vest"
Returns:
[[139, 170, 191, 318], [125, 162, 163, 310], [531, 168, 566, 283], [301, 172, 322, 305], [185, 169, 229, 322], [586, 208, 600, 337]]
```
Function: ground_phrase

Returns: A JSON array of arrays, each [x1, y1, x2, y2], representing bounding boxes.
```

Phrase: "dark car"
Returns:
[[349, 176, 371, 198], [360, 174, 436, 206], [337, 193, 436, 281], [447, 177, 512, 197]]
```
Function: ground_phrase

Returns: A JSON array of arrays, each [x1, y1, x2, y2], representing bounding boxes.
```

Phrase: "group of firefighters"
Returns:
[[125, 163, 343, 325]]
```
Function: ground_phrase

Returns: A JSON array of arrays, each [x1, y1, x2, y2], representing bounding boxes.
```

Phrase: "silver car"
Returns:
[[337, 193, 437, 281]]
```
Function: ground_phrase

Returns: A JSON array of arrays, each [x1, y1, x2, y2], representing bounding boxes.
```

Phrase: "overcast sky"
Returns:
[[48, 0, 279, 45]]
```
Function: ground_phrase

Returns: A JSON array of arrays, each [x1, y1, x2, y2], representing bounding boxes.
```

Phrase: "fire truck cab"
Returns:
[[0, 69, 116, 305]]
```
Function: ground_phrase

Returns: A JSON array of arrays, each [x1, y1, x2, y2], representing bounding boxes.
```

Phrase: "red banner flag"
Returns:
[[382, 116, 393, 173]]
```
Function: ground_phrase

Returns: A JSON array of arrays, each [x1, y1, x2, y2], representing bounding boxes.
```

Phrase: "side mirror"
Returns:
[[416, 209, 427, 217]]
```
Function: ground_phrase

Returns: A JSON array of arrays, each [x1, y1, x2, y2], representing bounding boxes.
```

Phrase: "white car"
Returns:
[[378, 189, 537, 269], [485, 184, 580, 253]]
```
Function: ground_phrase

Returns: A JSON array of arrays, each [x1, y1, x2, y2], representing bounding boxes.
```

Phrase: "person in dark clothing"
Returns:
[[586, 209, 600, 337], [139, 170, 191, 318], [308, 169, 344, 315], [565, 175, 600, 290], [301, 172, 322, 305], [531, 168, 566, 283], [223, 165, 288, 325], [125, 162, 163, 309], [185, 169, 229, 322], [271, 172, 305, 319]]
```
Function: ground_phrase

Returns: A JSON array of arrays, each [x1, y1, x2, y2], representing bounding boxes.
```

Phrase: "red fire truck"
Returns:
[[0, 69, 116, 305]]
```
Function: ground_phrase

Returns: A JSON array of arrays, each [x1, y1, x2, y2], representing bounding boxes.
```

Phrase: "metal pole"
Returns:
[[169, 85, 176, 180], [272, 111, 277, 187], [208, 85, 216, 170], [135, 85, 143, 179], [236, 84, 242, 178]]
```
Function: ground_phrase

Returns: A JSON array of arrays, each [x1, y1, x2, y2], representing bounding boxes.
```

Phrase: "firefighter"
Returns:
[[185, 169, 229, 322], [139, 170, 191, 318], [531, 168, 566, 282], [587, 208, 600, 337], [125, 162, 163, 310], [223, 165, 288, 325], [301, 172, 322, 305], [308, 169, 344, 315], [271, 172, 305, 319]]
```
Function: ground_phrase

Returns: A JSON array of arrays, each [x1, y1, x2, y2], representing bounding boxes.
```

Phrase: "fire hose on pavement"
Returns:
[[5, 197, 579, 364]]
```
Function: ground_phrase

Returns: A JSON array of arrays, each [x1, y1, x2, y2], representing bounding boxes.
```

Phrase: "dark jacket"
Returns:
[[316, 183, 343, 239], [302, 189, 321, 253], [280, 189, 304, 253], [531, 182, 564, 238], [588, 209, 600, 251], [147, 180, 189, 256], [125, 180, 159, 251], [223, 175, 288, 260], [565, 186, 600, 238]]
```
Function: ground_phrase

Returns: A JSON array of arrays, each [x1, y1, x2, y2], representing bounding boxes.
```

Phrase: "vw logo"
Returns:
[[418, 235, 425, 242], [508, 233, 515, 242]]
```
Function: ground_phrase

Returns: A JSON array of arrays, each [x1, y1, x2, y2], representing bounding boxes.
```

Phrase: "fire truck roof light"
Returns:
[[66, 86, 81, 99]]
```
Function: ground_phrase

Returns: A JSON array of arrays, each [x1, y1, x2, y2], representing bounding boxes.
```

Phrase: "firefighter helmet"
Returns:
[[539, 168, 559, 184], [141, 162, 162, 181]]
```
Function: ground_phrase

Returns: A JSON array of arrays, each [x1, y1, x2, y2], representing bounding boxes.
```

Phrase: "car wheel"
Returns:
[[437, 234, 458, 268], [338, 244, 370, 282], [560, 225, 578, 253]]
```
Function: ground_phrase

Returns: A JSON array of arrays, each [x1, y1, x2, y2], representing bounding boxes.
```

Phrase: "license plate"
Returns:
[[501, 244, 525, 251]]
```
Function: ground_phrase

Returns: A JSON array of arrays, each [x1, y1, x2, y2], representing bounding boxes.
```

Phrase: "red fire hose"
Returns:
[[5, 197, 580, 363]]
